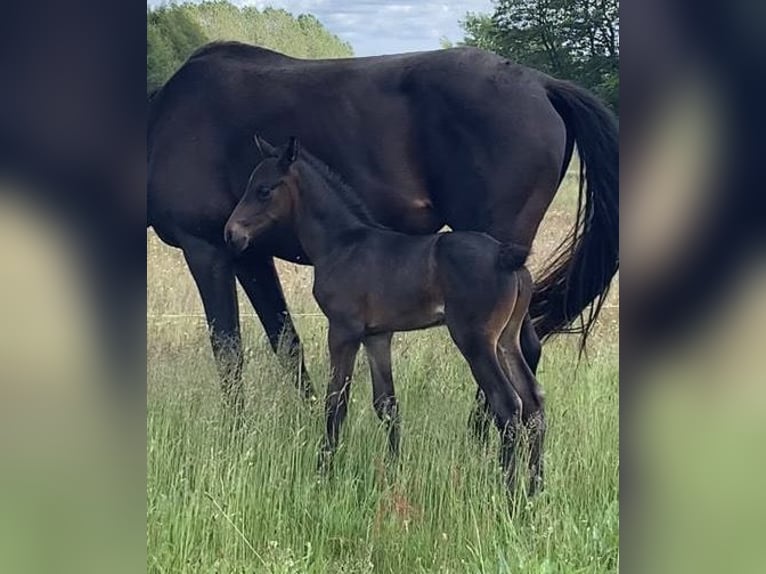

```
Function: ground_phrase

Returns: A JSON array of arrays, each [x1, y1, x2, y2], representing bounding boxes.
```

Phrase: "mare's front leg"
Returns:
[[318, 322, 362, 472], [180, 234, 244, 416], [235, 256, 314, 400], [364, 333, 400, 460]]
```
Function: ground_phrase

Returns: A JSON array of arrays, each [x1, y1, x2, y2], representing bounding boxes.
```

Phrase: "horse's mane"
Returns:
[[299, 151, 389, 230]]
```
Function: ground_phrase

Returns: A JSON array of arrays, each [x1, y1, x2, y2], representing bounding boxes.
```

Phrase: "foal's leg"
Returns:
[[471, 311, 541, 445], [447, 321, 523, 492], [319, 322, 362, 472], [469, 388, 493, 445], [364, 333, 400, 459], [498, 270, 546, 495]]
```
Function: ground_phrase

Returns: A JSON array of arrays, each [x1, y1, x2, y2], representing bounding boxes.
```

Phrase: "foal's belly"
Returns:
[[365, 302, 446, 335]]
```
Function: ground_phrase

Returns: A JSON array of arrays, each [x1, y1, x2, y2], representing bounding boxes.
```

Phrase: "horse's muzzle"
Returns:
[[224, 221, 250, 254]]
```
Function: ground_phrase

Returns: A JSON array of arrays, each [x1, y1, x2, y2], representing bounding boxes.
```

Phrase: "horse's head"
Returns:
[[224, 135, 300, 254]]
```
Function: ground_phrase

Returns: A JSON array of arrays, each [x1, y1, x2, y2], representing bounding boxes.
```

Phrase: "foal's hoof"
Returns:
[[304, 393, 320, 412], [222, 406, 246, 433], [317, 449, 335, 476], [299, 384, 317, 402], [528, 475, 545, 497], [295, 370, 316, 400]]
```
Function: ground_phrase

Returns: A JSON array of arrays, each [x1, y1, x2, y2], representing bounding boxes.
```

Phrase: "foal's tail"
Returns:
[[497, 242, 530, 271]]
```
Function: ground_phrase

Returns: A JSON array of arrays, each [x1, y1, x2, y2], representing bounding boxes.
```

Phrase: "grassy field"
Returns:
[[147, 167, 619, 573]]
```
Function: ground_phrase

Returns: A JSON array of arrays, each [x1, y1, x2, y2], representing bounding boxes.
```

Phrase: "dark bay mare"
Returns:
[[147, 41, 618, 410], [226, 137, 545, 494]]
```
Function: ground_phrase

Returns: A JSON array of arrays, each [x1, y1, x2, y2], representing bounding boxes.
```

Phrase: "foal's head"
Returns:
[[225, 136, 300, 254]]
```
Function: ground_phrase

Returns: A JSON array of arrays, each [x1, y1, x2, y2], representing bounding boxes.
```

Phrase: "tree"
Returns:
[[439, 36, 454, 49], [147, 6, 208, 93], [147, 1, 353, 94], [461, 0, 619, 112]]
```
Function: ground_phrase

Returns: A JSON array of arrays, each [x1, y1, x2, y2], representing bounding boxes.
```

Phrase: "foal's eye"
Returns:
[[256, 185, 273, 200]]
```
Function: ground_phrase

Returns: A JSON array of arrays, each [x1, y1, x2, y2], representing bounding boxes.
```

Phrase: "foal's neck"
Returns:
[[293, 160, 376, 262]]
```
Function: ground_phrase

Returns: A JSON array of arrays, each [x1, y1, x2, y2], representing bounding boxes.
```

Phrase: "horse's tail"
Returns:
[[497, 242, 530, 271], [530, 78, 619, 351]]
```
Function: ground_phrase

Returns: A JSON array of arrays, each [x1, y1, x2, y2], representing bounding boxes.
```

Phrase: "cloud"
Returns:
[[147, 1, 495, 56]]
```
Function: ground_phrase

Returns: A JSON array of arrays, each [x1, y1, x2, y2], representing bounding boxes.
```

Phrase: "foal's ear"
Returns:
[[253, 134, 277, 158], [279, 136, 300, 170]]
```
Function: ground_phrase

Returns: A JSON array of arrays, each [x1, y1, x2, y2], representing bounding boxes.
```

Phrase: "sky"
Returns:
[[147, 1, 495, 56]]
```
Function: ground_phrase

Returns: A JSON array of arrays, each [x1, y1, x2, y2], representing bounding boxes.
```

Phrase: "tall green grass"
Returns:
[[147, 321, 617, 573]]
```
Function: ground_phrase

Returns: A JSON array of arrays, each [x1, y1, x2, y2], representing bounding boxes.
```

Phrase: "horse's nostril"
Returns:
[[224, 225, 236, 245], [225, 222, 249, 253]]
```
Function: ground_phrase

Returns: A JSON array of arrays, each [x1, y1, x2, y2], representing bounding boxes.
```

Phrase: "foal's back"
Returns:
[[313, 227, 525, 336]]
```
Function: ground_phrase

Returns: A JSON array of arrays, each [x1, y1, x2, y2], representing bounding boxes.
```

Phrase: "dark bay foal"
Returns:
[[225, 137, 545, 494]]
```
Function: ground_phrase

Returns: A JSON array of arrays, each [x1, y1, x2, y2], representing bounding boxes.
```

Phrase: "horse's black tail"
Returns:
[[497, 242, 530, 271], [530, 78, 618, 352]]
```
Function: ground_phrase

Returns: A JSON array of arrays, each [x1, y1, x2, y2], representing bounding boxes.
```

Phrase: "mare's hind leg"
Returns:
[[498, 270, 546, 495], [180, 234, 244, 415], [235, 257, 314, 400], [319, 322, 362, 472], [363, 333, 400, 459], [447, 320, 523, 492], [520, 312, 542, 374]]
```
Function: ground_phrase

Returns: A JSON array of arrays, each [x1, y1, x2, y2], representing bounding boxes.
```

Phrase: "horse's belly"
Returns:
[[365, 302, 445, 335]]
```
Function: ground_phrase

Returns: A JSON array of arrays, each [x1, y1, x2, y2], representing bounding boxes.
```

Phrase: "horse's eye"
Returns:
[[257, 185, 272, 200]]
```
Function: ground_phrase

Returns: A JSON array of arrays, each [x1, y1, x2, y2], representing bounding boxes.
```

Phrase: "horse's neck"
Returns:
[[294, 168, 369, 261]]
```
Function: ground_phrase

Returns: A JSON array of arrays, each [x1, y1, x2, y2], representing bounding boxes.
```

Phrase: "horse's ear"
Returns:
[[253, 134, 277, 158], [279, 136, 299, 170]]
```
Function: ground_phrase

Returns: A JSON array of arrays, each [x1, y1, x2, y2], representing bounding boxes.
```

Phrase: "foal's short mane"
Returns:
[[299, 151, 389, 230]]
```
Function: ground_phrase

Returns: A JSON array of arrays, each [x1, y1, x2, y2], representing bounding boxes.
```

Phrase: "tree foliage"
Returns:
[[147, 5, 207, 93], [461, 0, 619, 112], [147, 1, 353, 94]]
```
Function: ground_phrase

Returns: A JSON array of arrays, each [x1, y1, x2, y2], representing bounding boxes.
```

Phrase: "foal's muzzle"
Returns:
[[224, 220, 251, 254]]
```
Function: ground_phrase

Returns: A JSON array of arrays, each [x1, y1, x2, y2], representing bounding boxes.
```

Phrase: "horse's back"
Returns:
[[149, 42, 551, 150], [148, 42, 566, 246]]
